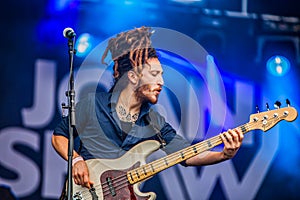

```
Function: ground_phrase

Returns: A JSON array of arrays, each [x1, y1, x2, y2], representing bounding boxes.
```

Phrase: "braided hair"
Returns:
[[101, 26, 158, 88]]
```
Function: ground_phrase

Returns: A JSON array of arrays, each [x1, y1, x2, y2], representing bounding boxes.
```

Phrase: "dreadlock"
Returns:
[[101, 26, 158, 82]]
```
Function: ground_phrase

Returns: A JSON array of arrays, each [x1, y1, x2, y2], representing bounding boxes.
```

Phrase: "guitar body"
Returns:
[[72, 140, 161, 200]]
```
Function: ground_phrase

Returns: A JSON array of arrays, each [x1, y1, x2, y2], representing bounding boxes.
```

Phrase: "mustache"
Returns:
[[152, 86, 162, 92], [136, 84, 162, 92]]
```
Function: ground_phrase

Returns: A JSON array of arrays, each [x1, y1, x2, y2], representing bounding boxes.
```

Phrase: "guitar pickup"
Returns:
[[106, 177, 116, 196]]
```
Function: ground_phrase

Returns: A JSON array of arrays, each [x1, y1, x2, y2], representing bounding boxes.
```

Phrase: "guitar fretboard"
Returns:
[[127, 124, 248, 184]]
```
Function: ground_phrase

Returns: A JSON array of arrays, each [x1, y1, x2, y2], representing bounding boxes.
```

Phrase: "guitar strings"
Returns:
[[75, 116, 283, 198], [122, 116, 281, 181]]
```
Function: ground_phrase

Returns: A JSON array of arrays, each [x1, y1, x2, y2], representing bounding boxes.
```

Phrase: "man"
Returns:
[[52, 26, 243, 198]]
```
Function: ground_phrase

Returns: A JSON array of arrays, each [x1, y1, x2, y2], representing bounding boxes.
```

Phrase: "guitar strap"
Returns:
[[146, 110, 166, 148], [155, 127, 166, 148]]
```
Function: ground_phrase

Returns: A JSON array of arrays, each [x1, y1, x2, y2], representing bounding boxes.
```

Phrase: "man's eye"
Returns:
[[151, 72, 159, 76]]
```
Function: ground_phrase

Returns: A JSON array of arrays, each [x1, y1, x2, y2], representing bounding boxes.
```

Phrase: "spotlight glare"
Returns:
[[75, 33, 93, 57], [275, 57, 281, 64], [276, 65, 283, 74], [266, 55, 290, 77]]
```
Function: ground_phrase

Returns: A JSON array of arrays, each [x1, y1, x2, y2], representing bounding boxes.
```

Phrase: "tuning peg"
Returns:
[[256, 105, 260, 113], [286, 99, 291, 107], [274, 101, 281, 109], [266, 103, 270, 110]]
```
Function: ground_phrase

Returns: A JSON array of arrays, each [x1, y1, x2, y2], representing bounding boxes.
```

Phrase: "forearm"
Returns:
[[52, 134, 93, 188], [51, 134, 80, 161], [185, 151, 229, 166]]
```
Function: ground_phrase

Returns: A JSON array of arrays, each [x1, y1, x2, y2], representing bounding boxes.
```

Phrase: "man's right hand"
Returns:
[[72, 160, 94, 188]]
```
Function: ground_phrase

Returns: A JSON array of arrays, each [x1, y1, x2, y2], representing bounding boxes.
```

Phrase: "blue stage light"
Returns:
[[266, 55, 290, 77], [75, 33, 93, 57], [47, 0, 77, 13]]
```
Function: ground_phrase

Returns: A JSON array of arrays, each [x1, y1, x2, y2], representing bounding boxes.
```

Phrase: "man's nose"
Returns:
[[157, 75, 164, 86]]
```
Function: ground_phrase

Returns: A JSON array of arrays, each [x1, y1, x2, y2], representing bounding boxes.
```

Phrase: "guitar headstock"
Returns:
[[248, 105, 298, 132]]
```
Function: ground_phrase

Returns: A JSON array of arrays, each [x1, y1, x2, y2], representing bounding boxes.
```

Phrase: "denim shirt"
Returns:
[[54, 92, 190, 160]]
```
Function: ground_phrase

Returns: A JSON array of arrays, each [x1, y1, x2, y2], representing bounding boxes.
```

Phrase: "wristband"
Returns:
[[72, 156, 84, 166]]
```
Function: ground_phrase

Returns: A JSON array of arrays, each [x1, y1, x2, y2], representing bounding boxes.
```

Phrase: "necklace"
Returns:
[[117, 104, 139, 123]]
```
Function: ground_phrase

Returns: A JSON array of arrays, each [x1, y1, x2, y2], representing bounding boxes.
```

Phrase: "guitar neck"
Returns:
[[127, 123, 249, 184]]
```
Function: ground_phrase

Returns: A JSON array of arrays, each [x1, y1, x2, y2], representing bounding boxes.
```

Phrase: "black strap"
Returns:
[[146, 111, 166, 148]]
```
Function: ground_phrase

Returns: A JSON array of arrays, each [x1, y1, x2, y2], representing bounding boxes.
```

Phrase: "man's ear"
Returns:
[[127, 70, 139, 84]]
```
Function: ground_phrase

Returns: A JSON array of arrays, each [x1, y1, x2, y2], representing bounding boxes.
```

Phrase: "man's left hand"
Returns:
[[220, 128, 244, 159]]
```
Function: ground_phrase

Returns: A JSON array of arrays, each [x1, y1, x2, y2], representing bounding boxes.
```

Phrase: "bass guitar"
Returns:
[[69, 105, 297, 200]]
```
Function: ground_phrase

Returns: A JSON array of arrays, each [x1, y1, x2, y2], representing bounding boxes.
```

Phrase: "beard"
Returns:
[[135, 84, 161, 105]]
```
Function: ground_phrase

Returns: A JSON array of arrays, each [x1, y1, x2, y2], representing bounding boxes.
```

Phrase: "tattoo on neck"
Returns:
[[118, 105, 139, 122]]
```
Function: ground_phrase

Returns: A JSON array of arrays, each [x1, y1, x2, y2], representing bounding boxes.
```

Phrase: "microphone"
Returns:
[[63, 27, 76, 39]]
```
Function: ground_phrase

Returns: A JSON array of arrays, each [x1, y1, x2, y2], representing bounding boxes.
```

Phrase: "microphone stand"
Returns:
[[63, 36, 77, 200]]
